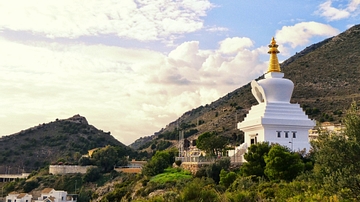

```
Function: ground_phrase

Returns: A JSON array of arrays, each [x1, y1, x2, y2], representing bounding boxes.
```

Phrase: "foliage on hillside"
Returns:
[[130, 24, 360, 151], [92, 102, 360, 201], [3, 102, 360, 201], [0, 115, 137, 173]]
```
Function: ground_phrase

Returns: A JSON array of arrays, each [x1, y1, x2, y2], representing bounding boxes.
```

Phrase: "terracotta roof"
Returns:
[[17, 193, 26, 198], [9, 191, 18, 195], [42, 188, 54, 193]]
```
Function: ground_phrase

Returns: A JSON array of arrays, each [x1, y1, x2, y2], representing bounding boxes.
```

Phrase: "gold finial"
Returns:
[[267, 37, 281, 73]]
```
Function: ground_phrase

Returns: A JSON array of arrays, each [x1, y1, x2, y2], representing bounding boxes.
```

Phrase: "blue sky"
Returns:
[[0, 0, 358, 145]]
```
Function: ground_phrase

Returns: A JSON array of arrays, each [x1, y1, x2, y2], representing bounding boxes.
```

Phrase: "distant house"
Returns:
[[308, 122, 345, 141], [34, 188, 76, 202], [5, 192, 32, 202]]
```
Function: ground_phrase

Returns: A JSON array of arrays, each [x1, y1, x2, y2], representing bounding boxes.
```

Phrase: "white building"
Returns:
[[237, 38, 315, 153], [34, 188, 76, 202], [5, 192, 32, 202]]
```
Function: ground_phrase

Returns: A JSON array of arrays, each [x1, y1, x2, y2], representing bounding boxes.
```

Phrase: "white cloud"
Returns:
[[218, 37, 254, 55], [317, 0, 360, 21], [206, 26, 229, 32], [0, 36, 267, 145], [348, 0, 360, 11], [275, 21, 339, 48], [0, 0, 213, 41]]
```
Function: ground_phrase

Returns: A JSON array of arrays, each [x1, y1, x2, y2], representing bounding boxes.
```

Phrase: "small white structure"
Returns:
[[237, 38, 315, 152], [34, 188, 76, 202], [6, 192, 32, 202]]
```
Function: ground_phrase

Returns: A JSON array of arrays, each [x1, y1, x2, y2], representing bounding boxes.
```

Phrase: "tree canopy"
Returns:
[[142, 148, 177, 176], [312, 101, 360, 199], [196, 131, 228, 156], [264, 145, 305, 181], [240, 142, 271, 178]]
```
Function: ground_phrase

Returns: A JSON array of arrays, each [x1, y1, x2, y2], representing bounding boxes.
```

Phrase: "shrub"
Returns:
[[23, 180, 39, 192], [83, 167, 101, 183], [175, 160, 182, 166]]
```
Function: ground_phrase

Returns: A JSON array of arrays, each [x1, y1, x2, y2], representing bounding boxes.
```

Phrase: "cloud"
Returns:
[[218, 37, 254, 55], [275, 21, 339, 49], [317, 0, 360, 21], [0, 0, 213, 41], [206, 26, 229, 32], [0, 36, 267, 145]]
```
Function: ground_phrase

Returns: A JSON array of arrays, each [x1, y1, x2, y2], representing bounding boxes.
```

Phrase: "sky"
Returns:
[[0, 0, 358, 145]]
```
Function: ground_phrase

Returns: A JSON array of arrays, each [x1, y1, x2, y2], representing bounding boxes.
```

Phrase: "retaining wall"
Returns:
[[49, 165, 94, 175]]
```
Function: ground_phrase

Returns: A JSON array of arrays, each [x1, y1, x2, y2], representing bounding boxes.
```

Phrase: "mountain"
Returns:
[[0, 114, 128, 173], [130, 24, 360, 150]]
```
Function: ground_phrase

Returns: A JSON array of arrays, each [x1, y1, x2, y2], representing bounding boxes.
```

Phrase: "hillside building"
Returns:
[[309, 122, 344, 140], [5, 192, 32, 202], [34, 188, 76, 202], [236, 38, 315, 153]]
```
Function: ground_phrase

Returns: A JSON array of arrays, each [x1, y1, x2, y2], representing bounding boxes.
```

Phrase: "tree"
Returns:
[[92, 146, 118, 172], [82, 167, 101, 183], [312, 102, 360, 200], [264, 145, 304, 181], [196, 132, 227, 156], [142, 149, 176, 176], [240, 142, 271, 178], [220, 169, 237, 188], [179, 178, 219, 202], [78, 156, 93, 166]]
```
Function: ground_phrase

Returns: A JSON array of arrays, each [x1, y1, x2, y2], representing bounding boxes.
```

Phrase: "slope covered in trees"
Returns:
[[0, 115, 134, 173], [87, 102, 360, 201]]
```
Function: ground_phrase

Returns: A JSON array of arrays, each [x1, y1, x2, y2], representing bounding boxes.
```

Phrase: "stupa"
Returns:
[[237, 37, 315, 152]]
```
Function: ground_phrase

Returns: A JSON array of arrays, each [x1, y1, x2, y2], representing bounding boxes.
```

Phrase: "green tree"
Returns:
[[82, 167, 101, 183], [196, 132, 227, 156], [23, 180, 39, 193], [179, 178, 219, 202], [264, 144, 305, 181], [313, 102, 360, 200], [78, 156, 93, 166], [240, 142, 271, 178], [142, 149, 176, 176], [92, 146, 118, 172], [219, 169, 237, 188]]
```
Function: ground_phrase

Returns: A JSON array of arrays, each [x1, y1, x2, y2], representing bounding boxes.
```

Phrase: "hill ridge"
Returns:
[[0, 114, 127, 173]]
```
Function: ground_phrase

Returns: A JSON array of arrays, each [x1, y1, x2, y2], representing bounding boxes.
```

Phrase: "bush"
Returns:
[[175, 160, 182, 166], [179, 178, 219, 202], [23, 180, 39, 192], [219, 169, 237, 188], [83, 167, 101, 183]]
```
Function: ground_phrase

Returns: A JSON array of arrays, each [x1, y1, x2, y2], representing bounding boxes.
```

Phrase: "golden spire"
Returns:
[[267, 37, 281, 73]]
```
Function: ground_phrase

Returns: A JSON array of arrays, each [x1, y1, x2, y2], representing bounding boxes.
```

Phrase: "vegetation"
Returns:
[[196, 131, 228, 156], [142, 148, 177, 177], [149, 168, 192, 184], [88, 102, 360, 201], [0, 115, 136, 172], [3, 102, 360, 201]]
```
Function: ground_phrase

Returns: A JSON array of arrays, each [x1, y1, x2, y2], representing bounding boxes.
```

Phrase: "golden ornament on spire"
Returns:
[[267, 37, 281, 73]]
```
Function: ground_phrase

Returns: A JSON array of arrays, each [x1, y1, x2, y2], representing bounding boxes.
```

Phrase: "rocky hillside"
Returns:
[[0, 114, 129, 173], [130, 24, 360, 150]]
